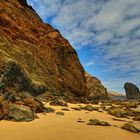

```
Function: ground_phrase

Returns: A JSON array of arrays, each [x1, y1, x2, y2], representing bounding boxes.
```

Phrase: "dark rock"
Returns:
[[44, 107, 55, 113], [77, 118, 85, 123], [50, 99, 68, 106], [80, 105, 93, 111], [56, 112, 65, 115], [6, 104, 36, 122], [71, 107, 81, 111], [80, 105, 99, 111], [124, 82, 140, 100], [133, 116, 140, 121], [107, 108, 128, 118], [77, 120, 85, 123], [121, 123, 140, 133], [61, 108, 70, 111], [107, 107, 140, 118], [87, 119, 111, 126]]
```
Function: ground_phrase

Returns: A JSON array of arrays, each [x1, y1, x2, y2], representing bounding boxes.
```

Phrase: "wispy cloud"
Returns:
[[28, 0, 140, 93], [84, 61, 95, 67]]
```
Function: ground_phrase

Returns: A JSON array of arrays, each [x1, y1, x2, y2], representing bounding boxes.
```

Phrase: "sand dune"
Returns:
[[0, 103, 140, 140]]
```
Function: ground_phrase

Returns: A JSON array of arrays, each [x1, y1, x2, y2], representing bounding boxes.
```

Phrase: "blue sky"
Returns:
[[27, 0, 140, 94]]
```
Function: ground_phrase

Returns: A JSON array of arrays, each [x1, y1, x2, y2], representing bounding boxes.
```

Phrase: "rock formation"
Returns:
[[124, 82, 140, 100], [0, 0, 89, 97], [85, 73, 109, 100]]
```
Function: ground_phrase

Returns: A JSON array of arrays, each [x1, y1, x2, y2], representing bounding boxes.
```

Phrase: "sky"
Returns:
[[27, 0, 140, 94]]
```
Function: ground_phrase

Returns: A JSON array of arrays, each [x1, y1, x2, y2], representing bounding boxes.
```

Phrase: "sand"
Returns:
[[0, 103, 140, 140]]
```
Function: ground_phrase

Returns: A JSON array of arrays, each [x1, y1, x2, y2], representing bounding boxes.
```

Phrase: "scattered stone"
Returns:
[[71, 107, 81, 111], [77, 120, 85, 123], [113, 118, 127, 122], [108, 108, 127, 118], [61, 108, 70, 111], [44, 107, 55, 113], [50, 99, 68, 107], [85, 112, 90, 114], [56, 112, 65, 115], [87, 119, 111, 126], [77, 118, 85, 123], [121, 123, 140, 133], [80, 105, 99, 111], [112, 118, 132, 123], [133, 116, 140, 121], [113, 125, 118, 127]]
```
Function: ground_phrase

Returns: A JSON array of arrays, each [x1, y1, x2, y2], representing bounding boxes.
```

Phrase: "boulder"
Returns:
[[44, 107, 55, 113], [124, 83, 140, 100], [56, 112, 65, 115], [121, 123, 140, 133], [7, 104, 36, 122], [49, 99, 68, 106], [87, 119, 111, 126]]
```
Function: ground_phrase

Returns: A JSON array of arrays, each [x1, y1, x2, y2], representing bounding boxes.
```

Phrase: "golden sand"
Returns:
[[0, 103, 140, 140]]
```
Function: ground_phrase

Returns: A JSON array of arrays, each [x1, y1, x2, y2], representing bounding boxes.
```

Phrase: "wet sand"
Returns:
[[0, 103, 140, 140]]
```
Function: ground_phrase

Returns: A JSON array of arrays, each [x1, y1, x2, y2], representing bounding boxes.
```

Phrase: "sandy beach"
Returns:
[[0, 103, 140, 140]]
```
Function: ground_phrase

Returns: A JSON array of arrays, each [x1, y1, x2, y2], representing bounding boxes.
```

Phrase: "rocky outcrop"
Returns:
[[0, 0, 89, 97], [85, 73, 109, 100], [124, 82, 140, 100]]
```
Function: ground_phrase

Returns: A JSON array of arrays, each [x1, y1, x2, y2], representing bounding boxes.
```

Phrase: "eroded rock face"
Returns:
[[0, 0, 89, 97], [85, 73, 109, 100], [124, 82, 140, 100]]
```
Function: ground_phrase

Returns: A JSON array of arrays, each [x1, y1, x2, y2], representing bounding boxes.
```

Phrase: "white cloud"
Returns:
[[85, 61, 94, 67], [28, 0, 140, 93], [95, 31, 113, 44], [132, 28, 140, 39], [116, 17, 140, 36]]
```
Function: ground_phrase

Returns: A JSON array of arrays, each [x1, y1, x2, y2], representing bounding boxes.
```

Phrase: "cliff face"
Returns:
[[0, 0, 89, 96], [85, 73, 109, 100]]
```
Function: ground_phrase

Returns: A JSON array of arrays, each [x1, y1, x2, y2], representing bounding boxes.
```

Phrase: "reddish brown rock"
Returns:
[[0, 0, 89, 97]]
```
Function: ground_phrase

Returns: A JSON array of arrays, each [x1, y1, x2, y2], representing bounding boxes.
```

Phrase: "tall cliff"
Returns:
[[0, 0, 89, 97]]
